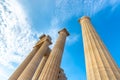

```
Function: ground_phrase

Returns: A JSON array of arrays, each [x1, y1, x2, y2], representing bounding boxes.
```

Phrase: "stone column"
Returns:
[[58, 68, 67, 80], [38, 28, 69, 80], [79, 16, 120, 80], [32, 48, 51, 80], [8, 35, 46, 80], [17, 35, 52, 80], [9, 46, 39, 80]]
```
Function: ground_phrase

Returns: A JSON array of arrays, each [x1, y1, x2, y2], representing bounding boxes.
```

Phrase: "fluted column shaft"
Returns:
[[79, 16, 120, 80], [17, 39, 51, 80], [32, 49, 51, 80], [38, 28, 69, 80], [91, 22, 120, 79], [9, 45, 40, 80]]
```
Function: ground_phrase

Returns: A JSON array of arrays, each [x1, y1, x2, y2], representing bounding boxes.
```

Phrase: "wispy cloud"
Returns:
[[44, 19, 80, 48], [0, 0, 70, 79], [55, 0, 83, 21], [47, 0, 120, 47], [67, 34, 80, 45], [54, 0, 120, 18], [0, 67, 8, 80], [83, 0, 120, 16], [1, 0, 120, 79], [0, 0, 38, 79]]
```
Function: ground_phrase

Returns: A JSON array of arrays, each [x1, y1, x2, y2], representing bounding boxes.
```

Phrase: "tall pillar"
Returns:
[[79, 16, 120, 80], [9, 34, 46, 80], [38, 28, 69, 80], [17, 35, 52, 80], [58, 68, 67, 80], [32, 48, 51, 80]]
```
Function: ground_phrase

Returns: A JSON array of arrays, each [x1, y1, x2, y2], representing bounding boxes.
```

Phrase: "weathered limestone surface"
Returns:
[[17, 35, 52, 80], [8, 36, 45, 80], [79, 16, 120, 80], [38, 28, 69, 80], [32, 48, 51, 80]]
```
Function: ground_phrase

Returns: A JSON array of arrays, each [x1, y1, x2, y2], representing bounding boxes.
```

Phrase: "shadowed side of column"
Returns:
[[38, 28, 69, 80], [32, 48, 51, 80], [8, 34, 46, 80], [17, 35, 52, 80], [79, 16, 120, 80]]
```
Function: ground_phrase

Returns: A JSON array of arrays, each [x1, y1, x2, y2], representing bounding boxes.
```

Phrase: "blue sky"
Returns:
[[0, 0, 120, 80]]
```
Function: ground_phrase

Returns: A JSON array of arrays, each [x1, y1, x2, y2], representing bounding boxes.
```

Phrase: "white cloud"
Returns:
[[1, 0, 119, 79], [43, 17, 79, 48], [36, 18, 60, 48], [55, 0, 83, 21], [55, 0, 120, 18], [109, 0, 120, 6], [46, 0, 120, 47], [0, 0, 38, 79], [67, 34, 80, 45], [0, 0, 72, 79], [0, 67, 8, 80]]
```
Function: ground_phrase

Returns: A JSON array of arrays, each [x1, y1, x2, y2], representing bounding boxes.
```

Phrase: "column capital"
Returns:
[[39, 34, 46, 39], [79, 16, 120, 79], [45, 35, 52, 44], [35, 35, 52, 47], [58, 28, 69, 36], [78, 16, 90, 24], [39, 28, 68, 80]]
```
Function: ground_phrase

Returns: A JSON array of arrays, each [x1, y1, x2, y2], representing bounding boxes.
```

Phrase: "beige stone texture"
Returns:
[[38, 28, 69, 80], [17, 35, 52, 80], [8, 34, 46, 80], [9, 46, 39, 80], [32, 48, 51, 80], [79, 16, 120, 80]]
